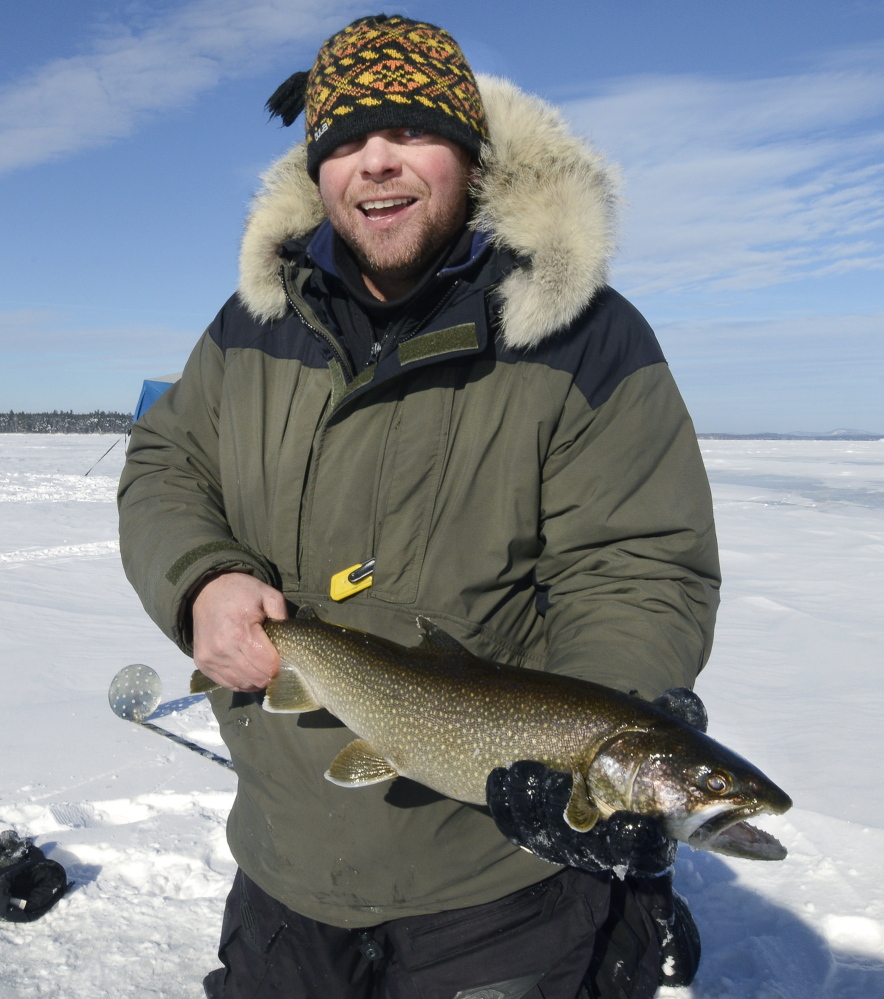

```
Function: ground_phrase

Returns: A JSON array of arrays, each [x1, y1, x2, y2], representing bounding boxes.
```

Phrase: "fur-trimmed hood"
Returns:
[[238, 76, 619, 350]]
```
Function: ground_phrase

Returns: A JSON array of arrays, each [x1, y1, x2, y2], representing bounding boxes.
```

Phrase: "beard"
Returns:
[[346, 212, 450, 282], [322, 174, 470, 291]]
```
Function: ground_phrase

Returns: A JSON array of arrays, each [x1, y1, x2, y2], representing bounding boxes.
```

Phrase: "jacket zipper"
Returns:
[[280, 268, 355, 382], [282, 267, 465, 374]]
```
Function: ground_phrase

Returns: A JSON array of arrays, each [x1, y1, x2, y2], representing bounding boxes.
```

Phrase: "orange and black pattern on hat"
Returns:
[[305, 16, 486, 145]]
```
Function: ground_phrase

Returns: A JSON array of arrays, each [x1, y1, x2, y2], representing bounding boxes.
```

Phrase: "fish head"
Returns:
[[586, 724, 793, 860]]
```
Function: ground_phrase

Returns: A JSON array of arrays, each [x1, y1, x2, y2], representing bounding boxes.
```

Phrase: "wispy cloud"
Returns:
[[563, 46, 884, 300], [0, 0, 361, 174]]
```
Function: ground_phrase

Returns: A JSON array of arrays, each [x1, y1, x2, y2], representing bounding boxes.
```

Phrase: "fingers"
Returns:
[[259, 584, 289, 622], [486, 761, 548, 848], [485, 768, 518, 842], [605, 811, 677, 876], [540, 767, 573, 828], [486, 761, 578, 865], [503, 760, 549, 848], [191, 573, 286, 692]]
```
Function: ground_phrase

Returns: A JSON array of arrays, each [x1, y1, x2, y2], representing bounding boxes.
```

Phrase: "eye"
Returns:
[[398, 127, 429, 141], [325, 138, 362, 159], [706, 772, 731, 794]]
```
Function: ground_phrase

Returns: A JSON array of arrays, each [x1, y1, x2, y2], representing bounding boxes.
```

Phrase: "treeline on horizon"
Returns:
[[2, 411, 880, 440], [0, 411, 133, 433]]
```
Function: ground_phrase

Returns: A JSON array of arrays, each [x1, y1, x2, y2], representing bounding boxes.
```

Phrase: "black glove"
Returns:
[[0, 830, 69, 923], [652, 687, 708, 732], [587, 870, 701, 994], [656, 878, 702, 986], [486, 761, 677, 878], [634, 871, 701, 987]]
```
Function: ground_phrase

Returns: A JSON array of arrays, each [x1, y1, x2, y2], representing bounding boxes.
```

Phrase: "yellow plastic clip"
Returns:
[[330, 558, 375, 602]]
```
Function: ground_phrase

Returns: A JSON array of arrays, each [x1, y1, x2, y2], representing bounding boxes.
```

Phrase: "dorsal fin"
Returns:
[[295, 604, 318, 621], [364, 633, 411, 658], [415, 616, 468, 656]]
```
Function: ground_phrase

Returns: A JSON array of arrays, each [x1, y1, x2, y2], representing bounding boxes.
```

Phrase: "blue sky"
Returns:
[[1, 0, 882, 432]]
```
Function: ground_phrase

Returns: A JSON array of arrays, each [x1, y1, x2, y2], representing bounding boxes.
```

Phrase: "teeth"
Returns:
[[361, 198, 413, 210]]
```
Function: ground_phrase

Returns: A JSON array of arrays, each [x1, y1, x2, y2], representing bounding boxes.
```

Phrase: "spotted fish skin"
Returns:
[[192, 610, 793, 860], [264, 613, 616, 803]]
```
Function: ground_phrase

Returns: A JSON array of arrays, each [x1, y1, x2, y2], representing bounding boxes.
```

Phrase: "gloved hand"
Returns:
[[0, 830, 69, 923], [651, 686, 707, 732], [486, 761, 677, 877], [486, 686, 709, 878]]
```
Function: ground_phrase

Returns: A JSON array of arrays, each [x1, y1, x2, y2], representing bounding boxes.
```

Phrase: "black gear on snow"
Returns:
[[0, 830, 70, 922]]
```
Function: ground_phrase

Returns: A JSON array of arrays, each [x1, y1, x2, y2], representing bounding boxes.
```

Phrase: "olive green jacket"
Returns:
[[118, 76, 720, 927]]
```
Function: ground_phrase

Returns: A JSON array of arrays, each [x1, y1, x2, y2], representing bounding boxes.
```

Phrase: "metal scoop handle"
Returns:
[[108, 663, 234, 771]]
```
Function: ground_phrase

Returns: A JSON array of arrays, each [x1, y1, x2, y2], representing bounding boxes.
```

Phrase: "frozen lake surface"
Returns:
[[0, 434, 881, 998]]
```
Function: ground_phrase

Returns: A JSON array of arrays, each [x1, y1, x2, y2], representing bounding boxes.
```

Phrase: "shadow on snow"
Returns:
[[674, 849, 883, 999]]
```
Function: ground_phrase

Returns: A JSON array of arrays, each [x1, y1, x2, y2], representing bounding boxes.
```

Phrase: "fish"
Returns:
[[191, 608, 793, 861]]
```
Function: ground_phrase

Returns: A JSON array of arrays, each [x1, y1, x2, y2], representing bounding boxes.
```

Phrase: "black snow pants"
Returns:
[[203, 865, 683, 999]]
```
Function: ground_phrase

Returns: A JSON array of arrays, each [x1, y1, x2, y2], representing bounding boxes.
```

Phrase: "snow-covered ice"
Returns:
[[0, 434, 881, 998]]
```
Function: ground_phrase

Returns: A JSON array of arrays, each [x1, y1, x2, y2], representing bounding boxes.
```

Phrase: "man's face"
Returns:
[[317, 128, 472, 298]]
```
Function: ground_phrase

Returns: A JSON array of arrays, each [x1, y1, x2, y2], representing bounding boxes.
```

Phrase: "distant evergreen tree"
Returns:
[[0, 411, 133, 433]]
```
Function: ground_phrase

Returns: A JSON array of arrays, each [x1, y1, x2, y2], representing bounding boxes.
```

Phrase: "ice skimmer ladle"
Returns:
[[108, 663, 234, 771]]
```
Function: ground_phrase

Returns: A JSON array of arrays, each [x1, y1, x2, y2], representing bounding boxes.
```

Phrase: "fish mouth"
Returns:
[[687, 803, 789, 861]]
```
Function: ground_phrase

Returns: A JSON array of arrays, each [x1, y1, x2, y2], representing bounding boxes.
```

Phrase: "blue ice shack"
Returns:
[[133, 373, 181, 422]]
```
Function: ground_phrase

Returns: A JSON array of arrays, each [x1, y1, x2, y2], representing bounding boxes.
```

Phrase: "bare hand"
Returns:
[[191, 573, 288, 692]]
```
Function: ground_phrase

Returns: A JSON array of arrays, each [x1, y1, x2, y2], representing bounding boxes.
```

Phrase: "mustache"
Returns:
[[348, 186, 426, 205]]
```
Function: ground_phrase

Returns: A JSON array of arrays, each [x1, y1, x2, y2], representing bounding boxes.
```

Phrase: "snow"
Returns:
[[1, 433, 882, 998]]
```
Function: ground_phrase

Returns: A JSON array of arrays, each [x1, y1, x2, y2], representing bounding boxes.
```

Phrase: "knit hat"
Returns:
[[266, 14, 487, 180]]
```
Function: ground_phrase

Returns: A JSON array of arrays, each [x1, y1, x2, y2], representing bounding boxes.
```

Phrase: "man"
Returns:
[[119, 14, 720, 999]]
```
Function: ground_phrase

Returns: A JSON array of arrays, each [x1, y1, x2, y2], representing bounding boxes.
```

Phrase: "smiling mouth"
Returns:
[[359, 197, 417, 221]]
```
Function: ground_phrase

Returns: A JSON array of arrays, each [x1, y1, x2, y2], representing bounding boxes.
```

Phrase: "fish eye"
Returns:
[[705, 772, 731, 794]]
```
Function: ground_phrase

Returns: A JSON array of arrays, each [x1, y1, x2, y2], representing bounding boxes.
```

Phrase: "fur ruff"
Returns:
[[238, 76, 619, 349]]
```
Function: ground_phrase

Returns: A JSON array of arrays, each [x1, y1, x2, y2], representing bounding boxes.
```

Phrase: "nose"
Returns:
[[358, 134, 402, 182]]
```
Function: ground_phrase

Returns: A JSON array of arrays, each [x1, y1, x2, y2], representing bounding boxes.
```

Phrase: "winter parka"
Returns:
[[118, 76, 721, 928]]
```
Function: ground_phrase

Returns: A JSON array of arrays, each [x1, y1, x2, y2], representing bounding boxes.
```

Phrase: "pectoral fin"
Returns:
[[190, 670, 220, 695], [264, 666, 321, 713], [565, 768, 600, 832], [325, 739, 400, 787]]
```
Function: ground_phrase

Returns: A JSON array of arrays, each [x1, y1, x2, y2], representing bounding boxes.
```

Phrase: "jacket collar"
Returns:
[[238, 76, 618, 350]]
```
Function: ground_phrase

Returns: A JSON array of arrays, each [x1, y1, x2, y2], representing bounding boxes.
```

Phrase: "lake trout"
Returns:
[[192, 608, 792, 860]]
